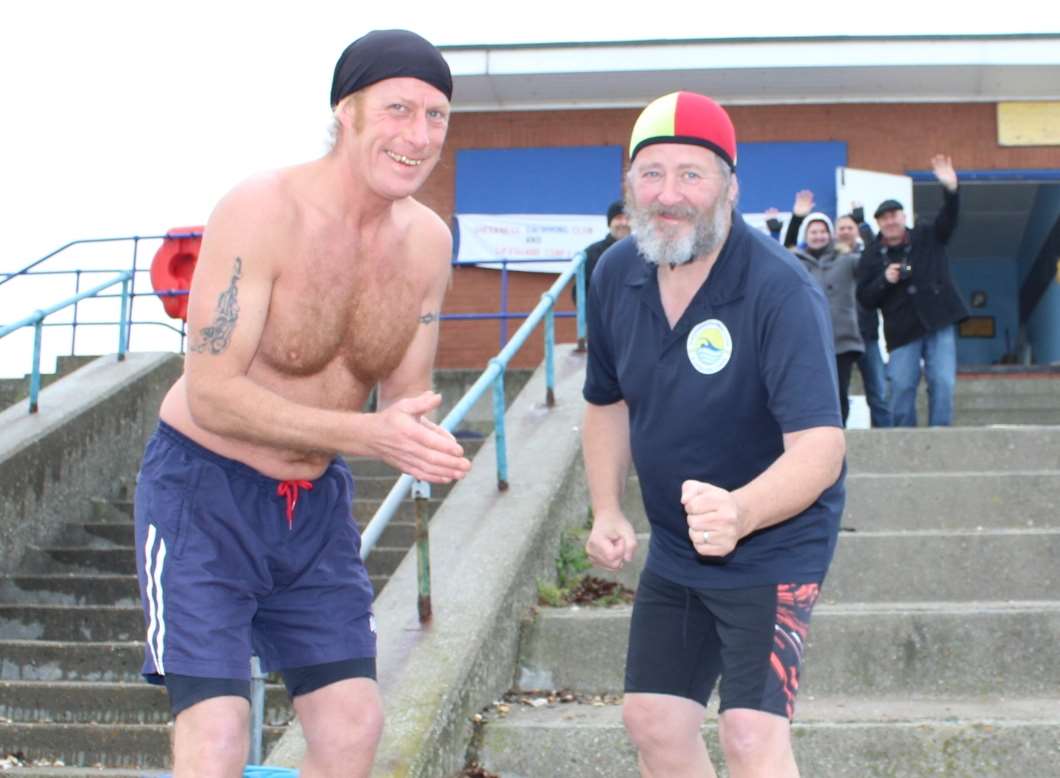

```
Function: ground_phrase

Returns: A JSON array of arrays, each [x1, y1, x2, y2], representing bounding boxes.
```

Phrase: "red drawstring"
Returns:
[[277, 480, 313, 529]]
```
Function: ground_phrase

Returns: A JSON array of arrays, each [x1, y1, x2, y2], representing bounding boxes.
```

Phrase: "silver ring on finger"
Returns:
[[701, 530, 710, 544]]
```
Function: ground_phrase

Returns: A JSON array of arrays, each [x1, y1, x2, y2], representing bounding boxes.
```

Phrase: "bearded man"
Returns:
[[580, 91, 846, 778]]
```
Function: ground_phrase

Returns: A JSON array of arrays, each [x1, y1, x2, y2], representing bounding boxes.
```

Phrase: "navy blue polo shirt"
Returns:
[[583, 212, 845, 589]]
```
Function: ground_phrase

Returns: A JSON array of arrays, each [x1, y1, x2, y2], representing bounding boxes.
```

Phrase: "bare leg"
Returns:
[[171, 696, 250, 778], [623, 693, 718, 778], [719, 708, 799, 778], [295, 677, 384, 778]]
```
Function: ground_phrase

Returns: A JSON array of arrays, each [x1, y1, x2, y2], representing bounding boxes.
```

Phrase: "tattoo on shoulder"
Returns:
[[419, 312, 438, 325], [190, 257, 242, 355]]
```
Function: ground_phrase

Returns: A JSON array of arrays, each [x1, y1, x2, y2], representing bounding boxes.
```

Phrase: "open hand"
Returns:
[[792, 190, 815, 217], [371, 391, 471, 483], [931, 154, 958, 192]]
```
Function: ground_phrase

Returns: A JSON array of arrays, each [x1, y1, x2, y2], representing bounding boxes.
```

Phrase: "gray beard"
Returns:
[[628, 199, 730, 268]]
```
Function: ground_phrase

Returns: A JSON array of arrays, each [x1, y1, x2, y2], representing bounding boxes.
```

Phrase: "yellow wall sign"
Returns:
[[997, 102, 1060, 146]]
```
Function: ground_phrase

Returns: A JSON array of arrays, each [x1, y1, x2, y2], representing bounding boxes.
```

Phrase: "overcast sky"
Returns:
[[0, 0, 1052, 377]]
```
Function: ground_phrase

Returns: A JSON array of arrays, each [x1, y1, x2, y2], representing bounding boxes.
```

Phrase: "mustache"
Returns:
[[643, 203, 699, 221]]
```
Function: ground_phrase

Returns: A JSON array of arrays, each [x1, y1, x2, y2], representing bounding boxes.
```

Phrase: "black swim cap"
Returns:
[[330, 29, 453, 108]]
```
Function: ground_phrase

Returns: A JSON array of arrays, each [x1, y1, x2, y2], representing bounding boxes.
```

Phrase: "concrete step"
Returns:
[[0, 605, 143, 642], [599, 530, 1059, 603], [357, 520, 417, 548], [50, 523, 132, 548], [0, 721, 285, 770], [842, 471, 1060, 530], [623, 470, 1060, 532], [0, 640, 148, 682], [850, 372, 1060, 399], [476, 696, 1060, 778], [0, 635, 347, 681], [951, 409, 1060, 426], [363, 546, 411, 579], [16, 547, 136, 576], [843, 427, 1060, 474], [0, 680, 291, 726], [515, 602, 1060, 697], [0, 574, 139, 607]]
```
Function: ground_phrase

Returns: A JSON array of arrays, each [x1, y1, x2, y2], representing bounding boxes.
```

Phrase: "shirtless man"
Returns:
[[133, 30, 470, 778]]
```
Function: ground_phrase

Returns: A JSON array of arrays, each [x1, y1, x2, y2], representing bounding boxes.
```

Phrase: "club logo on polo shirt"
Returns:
[[687, 319, 733, 375]]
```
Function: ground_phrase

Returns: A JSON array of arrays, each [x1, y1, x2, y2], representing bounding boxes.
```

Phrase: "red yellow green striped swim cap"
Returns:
[[629, 92, 737, 171]]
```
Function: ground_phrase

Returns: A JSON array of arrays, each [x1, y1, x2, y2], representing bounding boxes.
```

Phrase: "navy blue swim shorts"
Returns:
[[134, 422, 376, 692]]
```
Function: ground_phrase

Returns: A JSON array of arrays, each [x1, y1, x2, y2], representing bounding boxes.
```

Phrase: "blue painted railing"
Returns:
[[361, 249, 587, 558], [2, 236, 584, 406], [0, 272, 133, 412]]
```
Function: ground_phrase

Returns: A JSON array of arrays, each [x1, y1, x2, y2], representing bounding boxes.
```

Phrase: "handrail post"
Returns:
[[491, 359, 509, 491], [499, 260, 510, 348], [126, 238, 140, 352], [118, 276, 131, 361], [70, 270, 83, 356], [543, 292, 556, 407], [575, 251, 587, 352], [413, 479, 433, 624], [249, 655, 265, 764], [29, 318, 44, 414]]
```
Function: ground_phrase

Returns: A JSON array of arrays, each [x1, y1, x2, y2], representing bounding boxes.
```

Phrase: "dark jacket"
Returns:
[[851, 221, 880, 342], [572, 233, 617, 302], [856, 189, 969, 350]]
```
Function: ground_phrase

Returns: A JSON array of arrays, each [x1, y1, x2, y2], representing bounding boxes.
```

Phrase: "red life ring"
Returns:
[[150, 226, 203, 321]]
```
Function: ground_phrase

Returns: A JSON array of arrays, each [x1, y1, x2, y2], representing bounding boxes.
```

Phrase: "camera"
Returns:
[[898, 262, 913, 281]]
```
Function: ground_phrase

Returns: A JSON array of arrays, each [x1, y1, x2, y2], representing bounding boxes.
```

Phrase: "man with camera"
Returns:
[[857, 154, 969, 427]]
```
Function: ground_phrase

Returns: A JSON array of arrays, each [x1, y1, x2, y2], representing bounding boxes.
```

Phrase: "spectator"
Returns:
[[836, 209, 891, 427], [790, 210, 864, 425], [573, 199, 630, 303], [857, 154, 969, 427]]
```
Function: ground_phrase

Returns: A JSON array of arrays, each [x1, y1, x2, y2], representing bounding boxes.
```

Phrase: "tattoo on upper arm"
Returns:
[[190, 257, 242, 355], [419, 312, 438, 325]]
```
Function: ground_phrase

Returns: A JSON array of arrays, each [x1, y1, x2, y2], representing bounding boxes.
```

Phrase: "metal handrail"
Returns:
[[0, 272, 132, 412], [0, 234, 185, 286], [360, 249, 587, 563]]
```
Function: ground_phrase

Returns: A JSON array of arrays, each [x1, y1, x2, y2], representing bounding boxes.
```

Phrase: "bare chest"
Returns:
[[258, 258, 421, 386]]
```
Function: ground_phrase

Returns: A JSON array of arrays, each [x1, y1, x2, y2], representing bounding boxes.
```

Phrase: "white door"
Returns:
[[835, 167, 915, 232]]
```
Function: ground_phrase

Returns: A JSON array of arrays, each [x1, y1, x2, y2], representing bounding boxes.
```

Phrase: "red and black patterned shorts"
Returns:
[[625, 567, 821, 719]]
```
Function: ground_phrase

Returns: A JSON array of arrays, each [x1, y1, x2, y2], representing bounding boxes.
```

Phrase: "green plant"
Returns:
[[536, 527, 634, 607], [555, 527, 591, 587]]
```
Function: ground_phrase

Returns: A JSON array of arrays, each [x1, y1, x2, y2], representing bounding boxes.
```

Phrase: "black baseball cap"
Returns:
[[874, 199, 904, 218]]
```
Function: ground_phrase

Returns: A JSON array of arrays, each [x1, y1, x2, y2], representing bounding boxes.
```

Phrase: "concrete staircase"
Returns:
[[474, 426, 1060, 777], [0, 440, 494, 774], [850, 370, 1060, 426]]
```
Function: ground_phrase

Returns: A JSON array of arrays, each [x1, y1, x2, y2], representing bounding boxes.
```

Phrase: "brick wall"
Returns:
[[430, 102, 1059, 368]]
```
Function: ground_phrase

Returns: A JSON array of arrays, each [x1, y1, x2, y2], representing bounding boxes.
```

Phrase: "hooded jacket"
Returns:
[[792, 213, 865, 356]]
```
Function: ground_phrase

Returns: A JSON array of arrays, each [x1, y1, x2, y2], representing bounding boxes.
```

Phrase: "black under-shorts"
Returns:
[[164, 656, 377, 716], [625, 567, 821, 720]]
